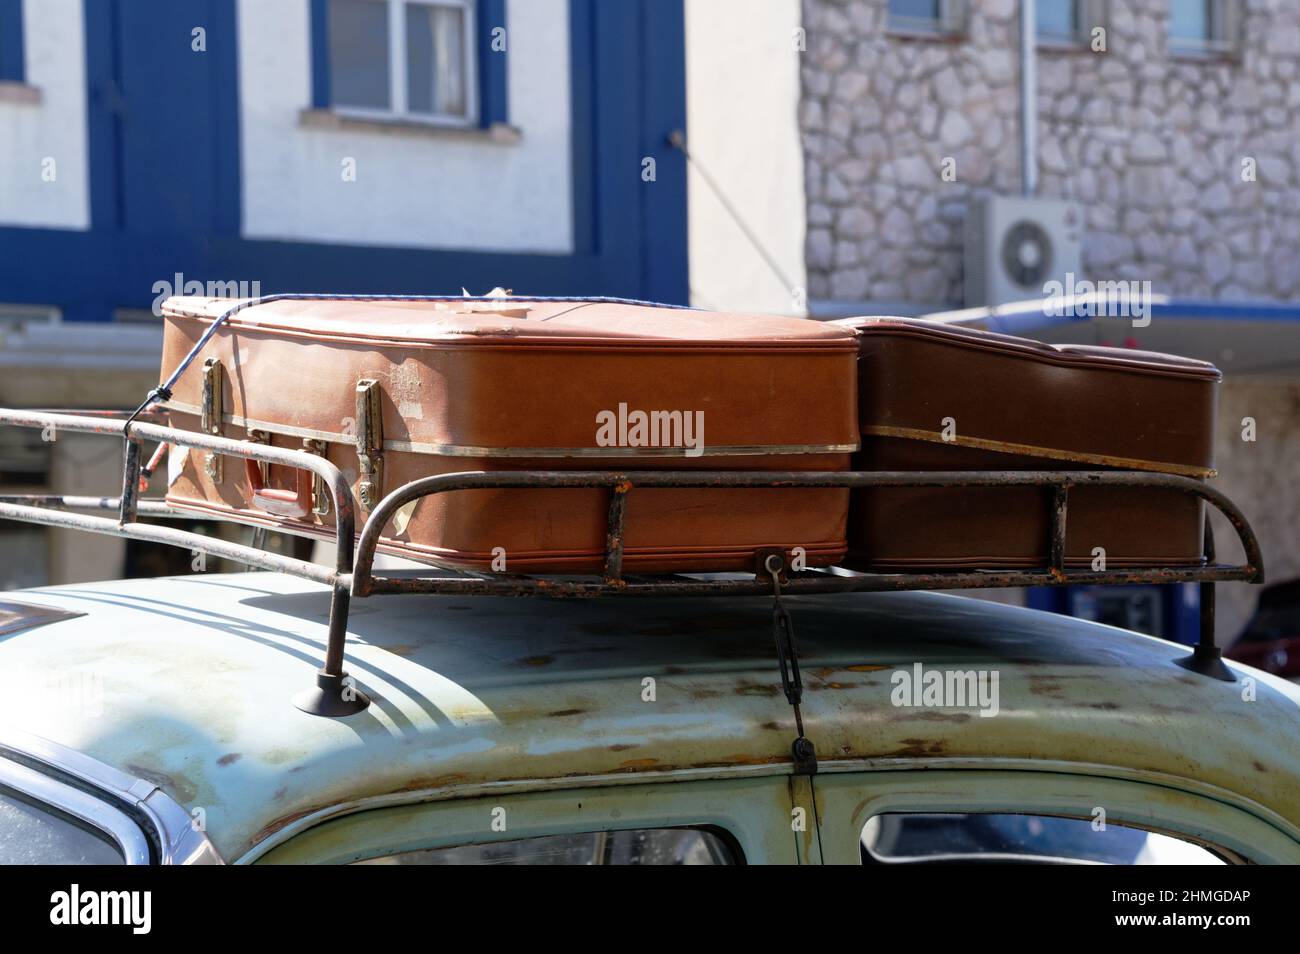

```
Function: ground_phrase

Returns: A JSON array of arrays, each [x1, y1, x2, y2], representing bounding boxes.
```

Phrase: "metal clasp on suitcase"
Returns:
[[200, 357, 224, 483], [244, 429, 330, 519], [302, 439, 331, 517], [355, 379, 384, 510]]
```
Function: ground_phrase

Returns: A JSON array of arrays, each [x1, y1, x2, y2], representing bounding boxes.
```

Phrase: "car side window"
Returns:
[[861, 812, 1226, 865], [355, 827, 738, 865]]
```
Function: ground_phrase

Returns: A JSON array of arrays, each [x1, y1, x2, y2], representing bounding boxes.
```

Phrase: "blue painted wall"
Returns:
[[0, 0, 23, 82], [0, 0, 688, 322], [476, 0, 509, 128]]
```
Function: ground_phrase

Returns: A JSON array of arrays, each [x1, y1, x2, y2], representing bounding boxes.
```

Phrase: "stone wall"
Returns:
[[1213, 374, 1300, 640], [800, 0, 1300, 308]]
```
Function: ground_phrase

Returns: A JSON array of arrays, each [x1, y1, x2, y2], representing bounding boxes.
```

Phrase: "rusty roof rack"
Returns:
[[0, 408, 1265, 739]]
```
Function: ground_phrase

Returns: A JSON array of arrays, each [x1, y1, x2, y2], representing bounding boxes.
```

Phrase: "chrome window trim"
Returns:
[[0, 600, 85, 637], [0, 758, 149, 864], [0, 726, 223, 865]]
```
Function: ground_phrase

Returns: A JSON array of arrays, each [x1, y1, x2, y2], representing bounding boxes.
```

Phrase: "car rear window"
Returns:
[[861, 812, 1225, 865]]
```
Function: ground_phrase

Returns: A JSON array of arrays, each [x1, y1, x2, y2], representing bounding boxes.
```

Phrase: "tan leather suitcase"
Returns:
[[158, 296, 859, 573], [834, 317, 1220, 571]]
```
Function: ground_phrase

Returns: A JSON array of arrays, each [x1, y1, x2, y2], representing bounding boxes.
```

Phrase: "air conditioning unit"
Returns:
[[964, 195, 1084, 307]]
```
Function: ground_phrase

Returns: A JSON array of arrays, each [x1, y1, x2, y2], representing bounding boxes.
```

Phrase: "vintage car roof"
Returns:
[[2, 572, 1298, 861]]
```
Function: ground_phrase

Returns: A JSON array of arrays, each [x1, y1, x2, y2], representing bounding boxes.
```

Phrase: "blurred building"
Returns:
[[0, 0, 687, 586], [800, 0, 1297, 314]]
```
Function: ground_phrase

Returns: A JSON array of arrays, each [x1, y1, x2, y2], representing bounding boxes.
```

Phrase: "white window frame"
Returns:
[[332, 0, 479, 128], [1168, 0, 1242, 59], [886, 0, 967, 38]]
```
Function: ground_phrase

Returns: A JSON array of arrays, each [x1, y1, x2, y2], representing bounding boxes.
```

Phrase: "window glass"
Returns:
[[1036, 0, 1079, 40], [1169, 0, 1212, 44], [407, 3, 468, 118], [329, 0, 391, 110], [889, 0, 942, 21], [355, 828, 737, 865], [861, 812, 1225, 865], [0, 790, 124, 865]]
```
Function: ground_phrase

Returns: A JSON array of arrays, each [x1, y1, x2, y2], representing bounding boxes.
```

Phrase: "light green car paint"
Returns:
[[1, 572, 1297, 864]]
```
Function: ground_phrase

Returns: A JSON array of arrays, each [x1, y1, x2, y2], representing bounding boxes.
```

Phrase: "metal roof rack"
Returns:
[[0, 407, 1265, 761]]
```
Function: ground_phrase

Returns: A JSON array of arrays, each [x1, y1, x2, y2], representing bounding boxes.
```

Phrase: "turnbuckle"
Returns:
[[762, 551, 817, 776]]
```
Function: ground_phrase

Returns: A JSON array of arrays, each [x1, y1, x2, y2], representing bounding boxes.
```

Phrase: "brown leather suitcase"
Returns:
[[158, 296, 859, 573], [834, 317, 1220, 570]]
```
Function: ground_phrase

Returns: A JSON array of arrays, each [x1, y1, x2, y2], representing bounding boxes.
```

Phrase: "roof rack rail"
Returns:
[[0, 408, 1265, 721]]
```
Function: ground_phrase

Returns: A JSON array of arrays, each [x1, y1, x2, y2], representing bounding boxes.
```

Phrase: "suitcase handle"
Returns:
[[244, 455, 313, 519]]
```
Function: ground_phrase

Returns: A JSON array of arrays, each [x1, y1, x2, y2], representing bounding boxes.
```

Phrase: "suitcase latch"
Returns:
[[302, 438, 331, 516], [355, 379, 384, 510], [200, 357, 224, 484], [246, 427, 270, 487]]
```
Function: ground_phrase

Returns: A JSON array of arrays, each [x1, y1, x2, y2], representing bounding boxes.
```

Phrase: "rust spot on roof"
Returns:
[[690, 754, 788, 769], [618, 758, 659, 770], [1029, 675, 1065, 695], [846, 664, 889, 672], [606, 752, 789, 774], [735, 681, 780, 697], [251, 806, 321, 844], [126, 763, 198, 803], [911, 710, 972, 723], [890, 738, 947, 757], [520, 654, 555, 667], [393, 773, 469, 793]]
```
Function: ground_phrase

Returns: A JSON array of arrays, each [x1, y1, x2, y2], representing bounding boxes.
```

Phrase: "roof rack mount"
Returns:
[[0, 408, 1264, 717]]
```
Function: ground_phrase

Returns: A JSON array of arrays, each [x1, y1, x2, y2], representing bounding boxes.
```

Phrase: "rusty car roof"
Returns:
[[1, 572, 1298, 861]]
